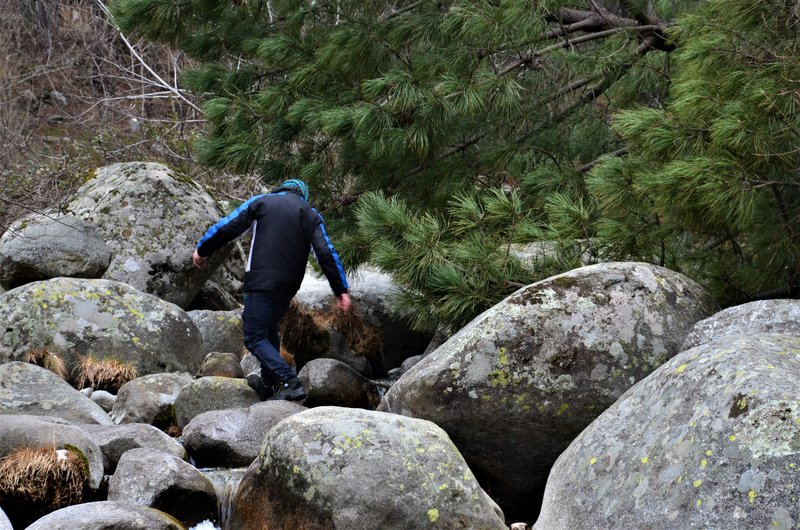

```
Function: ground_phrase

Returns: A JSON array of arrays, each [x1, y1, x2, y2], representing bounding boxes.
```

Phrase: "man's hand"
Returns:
[[192, 250, 207, 269], [336, 293, 352, 312]]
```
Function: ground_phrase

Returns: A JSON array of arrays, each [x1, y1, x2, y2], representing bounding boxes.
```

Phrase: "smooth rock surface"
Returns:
[[80, 423, 186, 474], [110, 372, 192, 427], [195, 352, 244, 379], [187, 309, 243, 355], [25, 501, 184, 530], [298, 358, 381, 409], [174, 376, 260, 429]]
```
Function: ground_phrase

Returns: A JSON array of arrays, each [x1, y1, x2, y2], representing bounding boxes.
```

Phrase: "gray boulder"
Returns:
[[0, 213, 110, 289], [181, 400, 305, 468], [298, 358, 382, 409], [174, 376, 260, 429], [110, 372, 192, 427], [62, 161, 230, 308], [296, 265, 432, 371], [230, 406, 506, 529], [535, 333, 800, 530], [90, 390, 116, 412], [0, 507, 9, 530], [683, 299, 800, 349], [188, 309, 243, 354], [108, 447, 217, 528], [195, 352, 244, 379], [80, 423, 186, 474], [0, 362, 111, 425], [0, 278, 204, 379], [380, 262, 715, 519], [0, 415, 105, 490], [25, 501, 184, 530]]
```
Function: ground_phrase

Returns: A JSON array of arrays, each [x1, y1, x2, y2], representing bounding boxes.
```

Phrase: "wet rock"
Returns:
[[683, 299, 800, 349], [174, 376, 260, 429], [26, 501, 184, 530], [80, 423, 187, 474], [108, 448, 217, 528], [0, 414, 105, 490], [231, 406, 506, 530], [195, 352, 244, 379], [188, 309, 243, 355], [380, 262, 715, 519], [535, 333, 800, 530], [61, 162, 231, 308], [0, 278, 204, 379], [110, 372, 192, 427], [298, 358, 382, 409], [0, 213, 110, 289], [0, 362, 111, 425], [182, 400, 305, 468]]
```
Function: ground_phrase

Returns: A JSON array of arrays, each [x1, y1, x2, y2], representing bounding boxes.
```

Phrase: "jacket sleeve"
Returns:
[[309, 209, 349, 296], [196, 195, 263, 258]]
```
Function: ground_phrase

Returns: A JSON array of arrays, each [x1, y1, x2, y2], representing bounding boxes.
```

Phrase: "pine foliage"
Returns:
[[587, 0, 800, 303]]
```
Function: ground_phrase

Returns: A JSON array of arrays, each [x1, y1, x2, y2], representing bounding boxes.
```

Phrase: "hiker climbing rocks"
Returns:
[[192, 179, 351, 401]]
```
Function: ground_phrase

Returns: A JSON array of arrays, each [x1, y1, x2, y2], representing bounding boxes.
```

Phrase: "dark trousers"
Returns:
[[242, 292, 295, 384]]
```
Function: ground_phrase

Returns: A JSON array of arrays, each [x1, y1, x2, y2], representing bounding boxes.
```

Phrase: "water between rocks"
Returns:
[[195, 467, 248, 530]]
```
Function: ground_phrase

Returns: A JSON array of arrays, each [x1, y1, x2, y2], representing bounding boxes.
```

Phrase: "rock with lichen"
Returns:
[[379, 261, 715, 520], [535, 333, 800, 530], [60, 161, 229, 308], [188, 309, 243, 355], [0, 213, 111, 290], [174, 376, 260, 429], [682, 299, 800, 350], [110, 372, 192, 427], [230, 406, 506, 530], [0, 278, 204, 380]]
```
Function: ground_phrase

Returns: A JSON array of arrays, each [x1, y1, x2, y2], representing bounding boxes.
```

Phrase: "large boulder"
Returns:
[[61, 162, 230, 308], [79, 423, 187, 474], [0, 362, 111, 425], [296, 266, 432, 371], [110, 372, 192, 427], [0, 415, 105, 490], [380, 262, 715, 519], [174, 376, 260, 429], [535, 333, 800, 530], [108, 448, 217, 528], [682, 299, 800, 349], [230, 406, 506, 529], [181, 400, 305, 468], [0, 278, 204, 378], [25, 501, 184, 530], [0, 213, 111, 289], [187, 309, 243, 355], [195, 352, 244, 379]]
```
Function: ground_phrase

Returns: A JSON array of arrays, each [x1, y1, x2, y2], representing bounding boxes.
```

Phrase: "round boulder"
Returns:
[[0, 213, 110, 289], [536, 333, 800, 530], [0, 362, 111, 425], [80, 423, 187, 474], [174, 376, 260, 429], [380, 262, 715, 519], [181, 400, 305, 468], [25, 501, 183, 530], [108, 448, 217, 528], [0, 278, 204, 378], [683, 299, 800, 349], [62, 161, 230, 308], [298, 358, 382, 409], [187, 309, 243, 355], [195, 352, 244, 379], [110, 372, 192, 427], [231, 406, 506, 529]]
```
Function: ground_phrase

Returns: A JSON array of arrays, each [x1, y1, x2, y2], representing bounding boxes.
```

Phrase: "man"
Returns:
[[192, 179, 351, 401]]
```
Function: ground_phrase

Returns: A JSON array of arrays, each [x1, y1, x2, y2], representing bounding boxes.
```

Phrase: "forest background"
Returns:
[[2, 0, 799, 333]]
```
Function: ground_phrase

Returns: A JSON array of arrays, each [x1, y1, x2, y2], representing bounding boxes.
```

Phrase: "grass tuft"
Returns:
[[73, 356, 137, 393]]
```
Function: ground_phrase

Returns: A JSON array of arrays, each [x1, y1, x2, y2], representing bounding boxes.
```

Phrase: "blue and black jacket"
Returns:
[[196, 189, 348, 299]]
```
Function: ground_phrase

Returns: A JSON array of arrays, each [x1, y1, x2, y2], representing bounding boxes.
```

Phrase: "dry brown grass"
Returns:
[[280, 300, 330, 358], [315, 308, 382, 358], [0, 445, 86, 527], [73, 355, 137, 393], [22, 348, 68, 379]]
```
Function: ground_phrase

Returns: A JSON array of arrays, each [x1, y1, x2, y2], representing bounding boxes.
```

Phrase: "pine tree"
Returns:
[[583, 0, 800, 304], [110, 0, 689, 330]]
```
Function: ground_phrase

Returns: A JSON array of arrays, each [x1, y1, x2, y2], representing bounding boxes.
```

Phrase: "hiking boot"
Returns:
[[246, 372, 275, 400], [269, 377, 306, 401]]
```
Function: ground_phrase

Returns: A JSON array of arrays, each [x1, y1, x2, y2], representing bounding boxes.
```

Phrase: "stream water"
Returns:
[[195, 467, 248, 530]]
